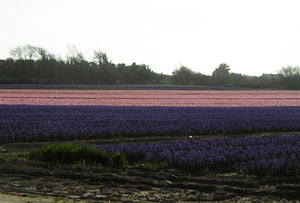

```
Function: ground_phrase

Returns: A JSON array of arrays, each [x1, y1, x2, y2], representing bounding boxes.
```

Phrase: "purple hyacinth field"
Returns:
[[1, 105, 300, 143], [96, 134, 300, 176]]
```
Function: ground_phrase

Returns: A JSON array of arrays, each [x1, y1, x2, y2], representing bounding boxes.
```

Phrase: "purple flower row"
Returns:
[[95, 135, 300, 176], [1, 105, 300, 142]]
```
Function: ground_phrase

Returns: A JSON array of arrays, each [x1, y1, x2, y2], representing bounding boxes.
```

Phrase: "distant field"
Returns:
[[0, 84, 253, 90], [1, 89, 300, 143], [1, 89, 300, 107]]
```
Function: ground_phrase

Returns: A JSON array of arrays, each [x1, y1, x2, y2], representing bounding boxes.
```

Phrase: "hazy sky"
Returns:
[[1, 0, 300, 76]]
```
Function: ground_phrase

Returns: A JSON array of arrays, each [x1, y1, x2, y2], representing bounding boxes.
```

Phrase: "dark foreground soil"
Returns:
[[1, 133, 300, 202]]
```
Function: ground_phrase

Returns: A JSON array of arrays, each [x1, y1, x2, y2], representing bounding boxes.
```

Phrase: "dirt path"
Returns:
[[0, 161, 300, 202], [0, 193, 61, 203]]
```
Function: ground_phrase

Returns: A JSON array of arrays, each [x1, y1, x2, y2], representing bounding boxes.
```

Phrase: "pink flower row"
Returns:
[[1, 89, 300, 107]]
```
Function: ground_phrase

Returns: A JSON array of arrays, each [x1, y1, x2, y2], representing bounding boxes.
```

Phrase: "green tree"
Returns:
[[172, 66, 194, 85], [212, 63, 230, 85]]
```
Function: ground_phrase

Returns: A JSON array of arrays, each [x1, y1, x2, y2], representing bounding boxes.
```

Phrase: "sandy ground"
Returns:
[[0, 193, 59, 203]]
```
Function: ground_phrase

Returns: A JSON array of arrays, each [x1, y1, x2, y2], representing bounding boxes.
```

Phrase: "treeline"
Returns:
[[0, 44, 299, 89], [172, 64, 300, 89], [0, 45, 162, 84]]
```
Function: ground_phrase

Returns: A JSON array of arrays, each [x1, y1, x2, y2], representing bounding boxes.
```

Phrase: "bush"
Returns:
[[27, 143, 126, 168], [110, 153, 128, 169]]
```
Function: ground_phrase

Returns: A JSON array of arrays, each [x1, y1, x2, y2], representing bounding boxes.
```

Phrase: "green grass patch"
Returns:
[[27, 143, 127, 169]]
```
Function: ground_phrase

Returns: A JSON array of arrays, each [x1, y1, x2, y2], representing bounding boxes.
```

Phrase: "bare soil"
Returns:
[[1, 133, 300, 202]]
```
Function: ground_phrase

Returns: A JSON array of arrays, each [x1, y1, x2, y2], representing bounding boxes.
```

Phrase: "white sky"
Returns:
[[1, 0, 300, 76]]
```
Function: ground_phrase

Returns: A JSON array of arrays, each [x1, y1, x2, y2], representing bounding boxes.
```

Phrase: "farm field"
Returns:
[[1, 88, 300, 201], [0, 84, 253, 90], [96, 134, 300, 176], [1, 89, 300, 106], [2, 105, 300, 143], [1, 89, 300, 143]]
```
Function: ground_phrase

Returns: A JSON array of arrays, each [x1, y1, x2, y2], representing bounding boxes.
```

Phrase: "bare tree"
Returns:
[[34, 46, 55, 60], [278, 66, 300, 78], [10, 44, 39, 60], [9, 46, 23, 60], [66, 45, 84, 64], [25, 44, 38, 60], [93, 49, 111, 65]]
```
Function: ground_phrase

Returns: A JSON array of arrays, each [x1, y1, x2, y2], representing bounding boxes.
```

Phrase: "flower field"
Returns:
[[2, 88, 300, 177], [1, 89, 300, 107], [1, 89, 300, 143], [0, 84, 250, 90], [96, 134, 300, 176], [1, 105, 300, 143]]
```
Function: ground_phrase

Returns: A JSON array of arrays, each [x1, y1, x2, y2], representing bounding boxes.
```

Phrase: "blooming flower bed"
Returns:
[[0, 84, 250, 90], [95, 135, 300, 176], [1, 89, 300, 107], [1, 105, 300, 142]]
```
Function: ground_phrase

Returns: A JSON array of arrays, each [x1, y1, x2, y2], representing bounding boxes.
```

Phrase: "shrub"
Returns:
[[27, 143, 124, 168]]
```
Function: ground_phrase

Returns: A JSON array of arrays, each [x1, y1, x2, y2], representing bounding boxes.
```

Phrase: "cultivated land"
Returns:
[[1, 133, 300, 202], [1, 88, 300, 202], [1, 89, 300, 106]]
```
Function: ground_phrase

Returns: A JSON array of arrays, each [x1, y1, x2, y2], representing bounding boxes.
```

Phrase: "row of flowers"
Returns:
[[96, 135, 300, 176], [0, 84, 250, 90], [1, 89, 300, 107], [1, 105, 300, 142]]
